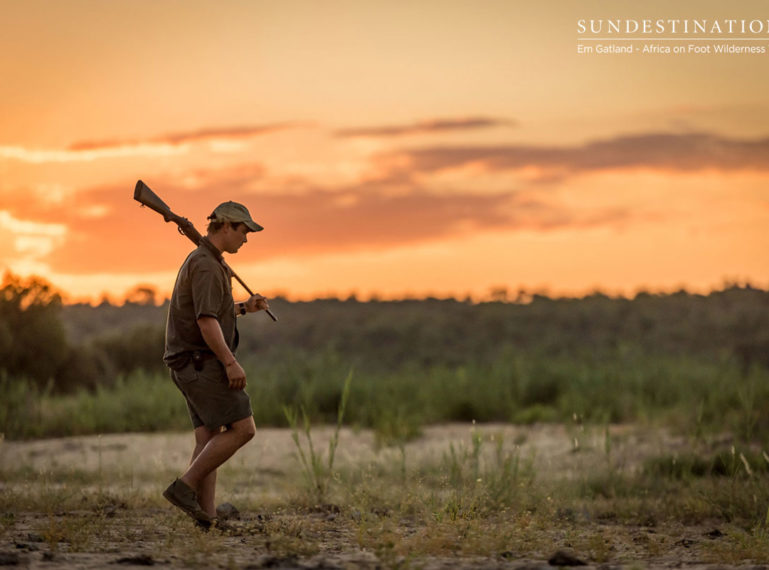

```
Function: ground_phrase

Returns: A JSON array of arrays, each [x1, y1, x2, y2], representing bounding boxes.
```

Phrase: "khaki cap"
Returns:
[[208, 201, 263, 232]]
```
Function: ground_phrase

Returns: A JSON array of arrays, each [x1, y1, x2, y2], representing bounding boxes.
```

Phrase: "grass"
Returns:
[[284, 369, 352, 503], [2, 342, 769, 565], [3, 350, 768, 445], [0, 370, 189, 439], [2, 420, 769, 567]]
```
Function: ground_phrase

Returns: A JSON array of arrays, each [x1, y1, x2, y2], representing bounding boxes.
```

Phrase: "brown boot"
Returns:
[[162, 479, 212, 528]]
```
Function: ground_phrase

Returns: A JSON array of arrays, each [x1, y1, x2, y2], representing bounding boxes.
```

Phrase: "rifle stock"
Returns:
[[134, 181, 204, 244], [133, 180, 277, 322], [133, 180, 173, 220]]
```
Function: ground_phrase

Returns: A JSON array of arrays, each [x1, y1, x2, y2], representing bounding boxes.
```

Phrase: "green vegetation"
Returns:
[[0, 273, 69, 388], [284, 369, 353, 502], [1, 272, 769, 445]]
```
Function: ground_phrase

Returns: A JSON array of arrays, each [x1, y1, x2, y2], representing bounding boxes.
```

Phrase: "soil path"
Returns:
[[0, 424, 755, 569]]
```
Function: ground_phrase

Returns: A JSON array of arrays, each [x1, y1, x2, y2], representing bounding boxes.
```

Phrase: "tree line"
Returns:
[[2, 271, 768, 394]]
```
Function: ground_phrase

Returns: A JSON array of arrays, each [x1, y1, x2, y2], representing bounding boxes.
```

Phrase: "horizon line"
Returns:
[[64, 283, 768, 308]]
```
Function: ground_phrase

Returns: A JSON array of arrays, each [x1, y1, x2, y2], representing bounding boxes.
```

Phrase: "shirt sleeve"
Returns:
[[190, 260, 228, 321]]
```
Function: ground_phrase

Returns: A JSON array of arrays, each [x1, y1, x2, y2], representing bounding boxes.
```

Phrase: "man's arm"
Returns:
[[197, 316, 246, 390]]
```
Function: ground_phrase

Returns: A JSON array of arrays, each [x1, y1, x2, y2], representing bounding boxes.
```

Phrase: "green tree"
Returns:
[[0, 272, 69, 388]]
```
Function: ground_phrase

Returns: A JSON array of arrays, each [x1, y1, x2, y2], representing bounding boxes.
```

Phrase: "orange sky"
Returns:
[[1, 0, 768, 302]]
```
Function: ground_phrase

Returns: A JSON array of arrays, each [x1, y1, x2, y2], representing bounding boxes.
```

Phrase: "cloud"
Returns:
[[2, 168, 628, 275], [0, 210, 67, 268], [335, 116, 514, 138], [68, 121, 306, 151], [389, 132, 769, 174], [0, 144, 185, 163], [0, 211, 67, 237], [6, 183, 191, 273], [0, 122, 308, 164], [37, 181, 519, 273], [15, 128, 758, 277]]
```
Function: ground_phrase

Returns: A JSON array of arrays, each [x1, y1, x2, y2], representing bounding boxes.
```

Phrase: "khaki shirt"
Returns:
[[163, 243, 237, 369]]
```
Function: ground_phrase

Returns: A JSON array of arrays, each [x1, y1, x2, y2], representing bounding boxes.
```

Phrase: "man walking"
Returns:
[[162, 201, 269, 528]]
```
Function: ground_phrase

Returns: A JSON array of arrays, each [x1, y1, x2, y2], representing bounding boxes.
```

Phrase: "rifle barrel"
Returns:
[[226, 264, 278, 322]]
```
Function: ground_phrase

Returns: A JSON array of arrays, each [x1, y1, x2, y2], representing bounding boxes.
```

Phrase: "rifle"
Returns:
[[133, 179, 277, 322]]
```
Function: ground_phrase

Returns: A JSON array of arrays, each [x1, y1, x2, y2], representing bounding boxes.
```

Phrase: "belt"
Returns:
[[191, 350, 217, 371]]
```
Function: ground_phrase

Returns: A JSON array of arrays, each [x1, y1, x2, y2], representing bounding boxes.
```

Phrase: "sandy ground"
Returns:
[[0, 422, 683, 485], [0, 423, 763, 569]]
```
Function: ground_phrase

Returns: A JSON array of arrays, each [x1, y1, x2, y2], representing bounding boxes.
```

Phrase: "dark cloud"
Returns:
[[19, 168, 632, 275], [40, 180, 519, 273], [335, 117, 514, 138], [22, 128, 752, 276], [67, 122, 306, 151], [391, 132, 769, 174]]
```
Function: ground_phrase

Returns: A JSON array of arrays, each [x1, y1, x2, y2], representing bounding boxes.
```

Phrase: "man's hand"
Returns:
[[197, 316, 247, 390], [244, 293, 270, 313], [225, 359, 247, 390]]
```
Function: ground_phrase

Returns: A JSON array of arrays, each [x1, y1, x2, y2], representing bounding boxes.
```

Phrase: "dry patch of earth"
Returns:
[[0, 423, 766, 568]]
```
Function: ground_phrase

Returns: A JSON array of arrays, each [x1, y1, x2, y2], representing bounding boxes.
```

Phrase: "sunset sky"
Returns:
[[1, 0, 768, 303]]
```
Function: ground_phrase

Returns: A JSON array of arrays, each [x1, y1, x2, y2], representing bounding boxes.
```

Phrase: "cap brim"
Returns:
[[244, 220, 263, 232]]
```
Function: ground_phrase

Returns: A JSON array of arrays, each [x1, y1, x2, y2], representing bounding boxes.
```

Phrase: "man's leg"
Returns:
[[190, 425, 219, 518], [180, 416, 256, 516]]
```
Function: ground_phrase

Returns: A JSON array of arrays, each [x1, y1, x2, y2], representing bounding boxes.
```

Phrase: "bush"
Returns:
[[0, 273, 69, 388]]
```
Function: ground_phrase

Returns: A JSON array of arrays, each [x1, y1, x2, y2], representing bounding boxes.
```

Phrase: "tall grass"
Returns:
[[2, 349, 768, 443], [0, 371, 189, 439], [283, 370, 353, 503]]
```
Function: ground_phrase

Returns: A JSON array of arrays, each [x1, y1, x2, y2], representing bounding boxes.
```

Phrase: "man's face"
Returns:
[[222, 223, 250, 254]]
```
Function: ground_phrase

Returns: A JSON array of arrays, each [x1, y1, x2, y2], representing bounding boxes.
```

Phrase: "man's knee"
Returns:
[[232, 417, 256, 445], [240, 424, 256, 444]]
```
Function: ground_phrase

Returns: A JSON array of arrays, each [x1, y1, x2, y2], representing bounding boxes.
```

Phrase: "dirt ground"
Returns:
[[0, 423, 766, 569]]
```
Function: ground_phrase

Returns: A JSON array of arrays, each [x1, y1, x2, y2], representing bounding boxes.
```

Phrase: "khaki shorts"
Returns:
[[169, 357, 253, 431]]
